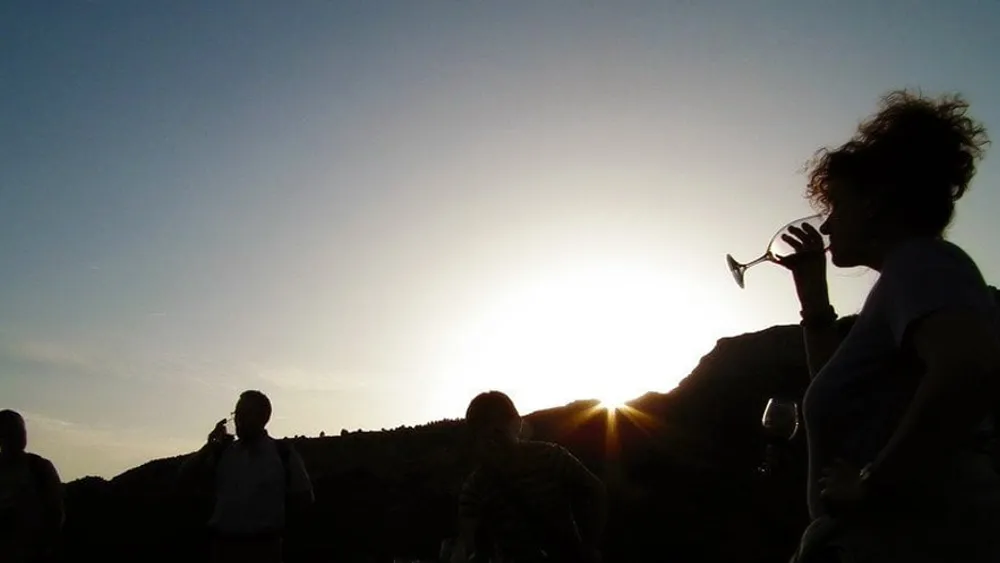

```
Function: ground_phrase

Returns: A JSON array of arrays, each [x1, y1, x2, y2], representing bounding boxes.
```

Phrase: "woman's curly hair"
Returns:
[[805, 90, 990, 235]]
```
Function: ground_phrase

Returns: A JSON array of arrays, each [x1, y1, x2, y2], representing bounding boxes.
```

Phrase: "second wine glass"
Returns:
[[761, 398, 800, 441], [757, 398, 800, 476]]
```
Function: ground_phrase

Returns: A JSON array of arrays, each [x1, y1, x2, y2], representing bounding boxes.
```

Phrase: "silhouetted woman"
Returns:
[[781, 90, 1000, 562]]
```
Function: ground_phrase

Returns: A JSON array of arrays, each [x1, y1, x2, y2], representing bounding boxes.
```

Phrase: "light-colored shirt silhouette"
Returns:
[[209, 434, 311, 535]]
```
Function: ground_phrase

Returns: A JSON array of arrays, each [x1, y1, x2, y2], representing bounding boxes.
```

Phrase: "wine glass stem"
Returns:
[[744, 253, 771, 269]]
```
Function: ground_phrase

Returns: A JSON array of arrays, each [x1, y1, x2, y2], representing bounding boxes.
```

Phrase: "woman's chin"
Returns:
[[830, 250, 859, 269]]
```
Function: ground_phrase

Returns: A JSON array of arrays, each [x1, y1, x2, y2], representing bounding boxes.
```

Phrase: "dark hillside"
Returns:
[[56, 286, 998, 562]]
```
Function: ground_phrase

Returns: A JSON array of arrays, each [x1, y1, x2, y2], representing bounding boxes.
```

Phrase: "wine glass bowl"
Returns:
[[726, 214, 830, 288], [768, 215, 830, 261], [761, 398, 800, 441], [757, 398, 800, 477]]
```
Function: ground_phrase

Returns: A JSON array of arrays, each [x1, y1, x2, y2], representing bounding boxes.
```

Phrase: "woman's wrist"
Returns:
[[796, 286, 832, 311], [800, 303, 837, 329]]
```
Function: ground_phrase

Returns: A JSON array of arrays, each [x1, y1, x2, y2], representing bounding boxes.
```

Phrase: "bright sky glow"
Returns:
[[2, 1, 999, 479]]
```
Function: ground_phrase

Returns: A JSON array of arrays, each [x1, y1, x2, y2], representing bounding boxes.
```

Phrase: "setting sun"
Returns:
[[598, 393, 634, 411], [430, 259, 722, 417], [598, 400, 627, 411]]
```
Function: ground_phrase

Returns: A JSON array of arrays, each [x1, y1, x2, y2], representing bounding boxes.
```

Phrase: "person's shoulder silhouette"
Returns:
[[0, 410, 65, 562]]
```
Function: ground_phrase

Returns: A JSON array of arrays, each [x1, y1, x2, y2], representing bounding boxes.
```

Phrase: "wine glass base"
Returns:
[[725, 254, 746, 289]]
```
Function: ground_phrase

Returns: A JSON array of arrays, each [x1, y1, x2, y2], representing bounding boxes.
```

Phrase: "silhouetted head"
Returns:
[[0, 410, 27, 454], [805, 90, 989, 269], [465, 391, 522, 467], [234, 390, 271, 440]]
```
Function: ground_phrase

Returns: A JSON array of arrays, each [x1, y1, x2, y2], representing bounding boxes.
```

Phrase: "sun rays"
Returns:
[[564, 400, 663, 460]]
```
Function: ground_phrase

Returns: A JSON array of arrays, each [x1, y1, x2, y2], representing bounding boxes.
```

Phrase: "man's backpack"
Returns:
[[272, 439, 294, 490]]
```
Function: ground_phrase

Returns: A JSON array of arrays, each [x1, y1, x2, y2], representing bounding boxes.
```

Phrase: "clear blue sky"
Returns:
[[2, 1, 999, 480]]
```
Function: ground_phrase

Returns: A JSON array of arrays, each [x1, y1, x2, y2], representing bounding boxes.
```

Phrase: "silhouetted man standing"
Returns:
[[456, 391, 607, 563], [0, 410, 64, 563], [179, 391, 313, 563]]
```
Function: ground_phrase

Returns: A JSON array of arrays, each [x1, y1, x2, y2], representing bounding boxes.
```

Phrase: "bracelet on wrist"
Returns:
[[800, 305, 837, 329]]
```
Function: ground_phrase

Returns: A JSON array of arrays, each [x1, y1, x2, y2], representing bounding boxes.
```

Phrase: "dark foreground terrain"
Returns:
[[55, 287, 999, 562]]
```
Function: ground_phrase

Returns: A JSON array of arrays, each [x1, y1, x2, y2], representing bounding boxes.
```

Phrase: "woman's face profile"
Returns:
[[823, 184, 878, 268]]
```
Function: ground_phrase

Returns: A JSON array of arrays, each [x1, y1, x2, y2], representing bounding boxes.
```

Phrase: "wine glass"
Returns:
[[726, 214, 830, 288], [762, 398, 800, 441], [757, 398, 800, 476]]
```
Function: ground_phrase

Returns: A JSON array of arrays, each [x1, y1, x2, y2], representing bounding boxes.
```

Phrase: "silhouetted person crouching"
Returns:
[[454, 391, 606, 563]]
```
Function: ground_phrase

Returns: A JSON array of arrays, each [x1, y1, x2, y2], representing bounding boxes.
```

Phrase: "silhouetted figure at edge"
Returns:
[[779, 91, 1000, 562], [452, 391, 607, 563], [178, 390, 313, 563], [0, 410, 64, 563]]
